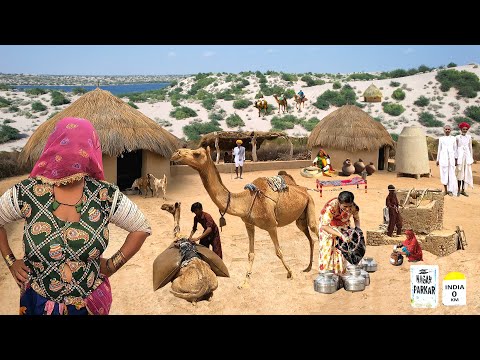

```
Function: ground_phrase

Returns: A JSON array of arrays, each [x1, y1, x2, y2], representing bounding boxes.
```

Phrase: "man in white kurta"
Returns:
[[233, 139, 246, 179], [456, 122, 474, 196], [436, 125, 458, 196]]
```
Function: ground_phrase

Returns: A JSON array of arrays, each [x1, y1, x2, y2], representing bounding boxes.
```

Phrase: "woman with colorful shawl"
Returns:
[[318, 191, 360, 274], [0, 117, 151, 315], [313, 149, 335, 177], [395, 229, 423, 262]]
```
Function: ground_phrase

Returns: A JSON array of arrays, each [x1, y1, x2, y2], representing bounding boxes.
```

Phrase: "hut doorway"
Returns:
[[117, 150, 142, 190], [378, 146, 385, 170]]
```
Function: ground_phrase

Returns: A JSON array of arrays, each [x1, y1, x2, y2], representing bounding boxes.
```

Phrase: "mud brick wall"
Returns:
[[397, 190, 444, 234]]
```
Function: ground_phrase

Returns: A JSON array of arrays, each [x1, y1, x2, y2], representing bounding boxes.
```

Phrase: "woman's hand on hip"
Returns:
[[9, 260, 30, 286]]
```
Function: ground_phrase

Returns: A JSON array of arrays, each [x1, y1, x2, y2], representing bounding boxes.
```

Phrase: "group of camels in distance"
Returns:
[[254, 94, 307, 117]]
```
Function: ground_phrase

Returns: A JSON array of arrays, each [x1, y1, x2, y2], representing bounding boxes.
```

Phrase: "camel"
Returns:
[[273, 94, 287, 114], [160, 202, 218, 303], [293, 94, 307, 112], [171, 147, 319, 288], [253, 99, 268, 117]]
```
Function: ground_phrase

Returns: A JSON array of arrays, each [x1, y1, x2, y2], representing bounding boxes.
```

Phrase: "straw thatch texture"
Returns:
[[200, 131, 288, 150], [19, 88, 183, 164], [307, 105, 394, 151], [362, 83, 383, 97]]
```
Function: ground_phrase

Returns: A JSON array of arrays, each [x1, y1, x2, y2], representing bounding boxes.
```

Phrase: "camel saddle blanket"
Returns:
[[266, 175, 288, 192], [316, 176, 366, 187]]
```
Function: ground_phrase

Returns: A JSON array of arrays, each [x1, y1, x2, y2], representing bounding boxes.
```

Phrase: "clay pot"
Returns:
[[354, 159, 366, 174], [341, 158, 355, 176], [365, 162, 376, 175]]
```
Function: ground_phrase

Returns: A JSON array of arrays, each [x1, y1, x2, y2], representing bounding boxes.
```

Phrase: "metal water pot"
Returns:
[[314, 271, 340, 294], [361, 269, 370, 286], [343, 265, 366, 292], [361, 257, 378, 272]]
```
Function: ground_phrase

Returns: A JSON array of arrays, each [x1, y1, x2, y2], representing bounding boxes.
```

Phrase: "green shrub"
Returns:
[[418, 112, 443, 127], [202, 97, 216, 110], [232, 99, 252, 110], [209, 111, 226, 122], [301, 117, 320, 131], [382, 102, 405, 116], [390, 133, 399, 141], [464, 106, 480, 122], [128, 101, 139, 109], [392, 88, 406, 100], [414, 95, 430, 107], [31, 101, 47, 112], [270, 115, 302, 130], [8, 105, 19, 113], [225, 114, 245, 128], [255, 92, 264, 99], [390, 81, 400, 87], [171, 99, 180, 107], [435, 69, 480, 98], [284, 89, 296, 99], [418, 65, 433, 72], [0, 84, 13, 91], [188, 77, 216, 95], [47, 111, 59, 120], [281, 73, 298, 82], [332, 81, 341, 89], [169, 106, 198, 120], [347, 73, 376, 81], [0, 96, 12, 108], [453, 116, 474, 126], [215, 91, 235, 100], [182, 121, 222, 141], [0, 124, 21, 143], [26, 88, 48, 96], [313, 85, 357, 110], [72, 87, 87, 95], [301, 75, 325, 87], [447, 62, 457, 68], [50, 91, 70, 106]]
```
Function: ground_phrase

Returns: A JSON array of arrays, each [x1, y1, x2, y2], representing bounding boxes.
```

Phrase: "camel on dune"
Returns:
[[171, 147, 318, 288], [273, 94, 288, 114], [253, 99, 269, 117], [293, 94, 307, 112]]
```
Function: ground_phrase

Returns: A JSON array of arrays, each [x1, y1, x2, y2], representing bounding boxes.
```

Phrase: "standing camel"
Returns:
[[253, 99, 268, 117], [273, 94, 288, 114], [171, 147, 318, 288], [293, 94, 307, 112]]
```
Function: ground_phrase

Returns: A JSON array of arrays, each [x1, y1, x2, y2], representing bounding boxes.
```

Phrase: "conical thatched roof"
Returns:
[[200, 130, 287, 150], [20, 88, 183, 164], [307, 105, 394, 151], [362, 83, 383, 97]]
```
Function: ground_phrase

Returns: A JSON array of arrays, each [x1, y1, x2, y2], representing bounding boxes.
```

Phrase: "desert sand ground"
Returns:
[[0, 161, 479, 315]]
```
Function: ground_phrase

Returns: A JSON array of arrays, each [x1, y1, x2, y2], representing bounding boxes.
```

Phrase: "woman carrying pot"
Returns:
[[318, 191, 361, 274]]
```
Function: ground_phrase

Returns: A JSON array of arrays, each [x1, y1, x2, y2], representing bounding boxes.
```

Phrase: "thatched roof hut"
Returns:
[[199, 130, 290, 163], [20, 88, 183, 189], [307, 105, 394, 171], [362, 83, 383, 102]]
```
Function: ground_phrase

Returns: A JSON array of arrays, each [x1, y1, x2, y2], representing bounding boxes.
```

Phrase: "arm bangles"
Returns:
[[110, 250, 127, 272], [105, 258, 114, 275], [4, 253, 16, 268]]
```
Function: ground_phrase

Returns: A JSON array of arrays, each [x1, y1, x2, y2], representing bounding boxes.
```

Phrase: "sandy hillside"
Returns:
[[1, 64, 480, 153], [1, 161, 479, 315]]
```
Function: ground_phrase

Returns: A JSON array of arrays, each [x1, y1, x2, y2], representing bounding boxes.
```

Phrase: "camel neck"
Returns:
[[198, 160, 247, 217]]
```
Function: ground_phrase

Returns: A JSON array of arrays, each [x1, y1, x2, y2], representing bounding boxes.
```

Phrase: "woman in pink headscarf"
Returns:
[[395, 229, 423, 262], [0, 117, 151, 315]]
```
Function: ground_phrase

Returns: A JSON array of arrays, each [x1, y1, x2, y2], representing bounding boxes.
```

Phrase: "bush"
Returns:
[[170, 106, 198, 120], [202, 97, 216, 110], [313, 85, 357, 110], [452, 116, 474, 126], [414, 95, 430, 107], [464, 106, 480, 122], [209, 110, 226, 122], [0, 124, 22, 143], [346, 73, 376, 81], [128, 101, 139, 109], [301, 117, 320, 131], [232, 99, 252, 110], [171, 99, 180, 107], [225, 114, 245, 128], [255, 92, 264, 99], [435, 69, 480, 98], [50, 91, 70, 106], [418, 65, 433, 73], [390, 133, 399, 141], [390, 81, 400, 87], [382, 102, 405, 116], [301, 75, 325, 87], [26, 88, 48, 96], [0, 96, 12, 108], [182, 121, 222, 141], [188, 77, 216, 95], [216, 91, 235, 100], [72, 87, 87, 95], [418, 112, 443, 127], [332, 81, 341, 89], [31, 101, 47, 112], [270, 115, 302, 130], [447, 62, 457, 68], [281, 73, 298, 82], [0, 84, 13, 91], [392, 88, 406, 100]]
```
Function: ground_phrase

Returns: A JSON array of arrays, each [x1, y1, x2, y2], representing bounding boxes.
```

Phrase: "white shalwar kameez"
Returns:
[[456, 133, 474, 189], [437, 135, 458, 194]]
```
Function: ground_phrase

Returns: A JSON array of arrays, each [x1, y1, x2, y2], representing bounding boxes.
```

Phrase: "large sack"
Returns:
[[153, 243, 182, 291], [196, 244, 230, 277]]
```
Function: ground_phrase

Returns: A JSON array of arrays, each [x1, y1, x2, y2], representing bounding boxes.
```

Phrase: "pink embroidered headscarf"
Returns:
[[30, 117, 105, 184]]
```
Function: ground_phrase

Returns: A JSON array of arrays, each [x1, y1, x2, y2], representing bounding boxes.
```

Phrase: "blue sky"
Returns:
[[0, 45, 479, 76]]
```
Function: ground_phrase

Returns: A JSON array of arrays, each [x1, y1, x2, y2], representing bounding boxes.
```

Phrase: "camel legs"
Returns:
[[295, 217, 314, 272], [239, 223, 256, 289], [267, 227, 293, 279]]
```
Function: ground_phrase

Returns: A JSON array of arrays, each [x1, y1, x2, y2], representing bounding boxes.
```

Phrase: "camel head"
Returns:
[[171, 146, 212, 171], [161, 202, 180, 216]]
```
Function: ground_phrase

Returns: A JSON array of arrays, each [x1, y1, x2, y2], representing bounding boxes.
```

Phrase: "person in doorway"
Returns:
[[232, 139, 246, 179], [436, 124, 458, 196], [455, 122, 474, 197], [189, 202, 222, 259]]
